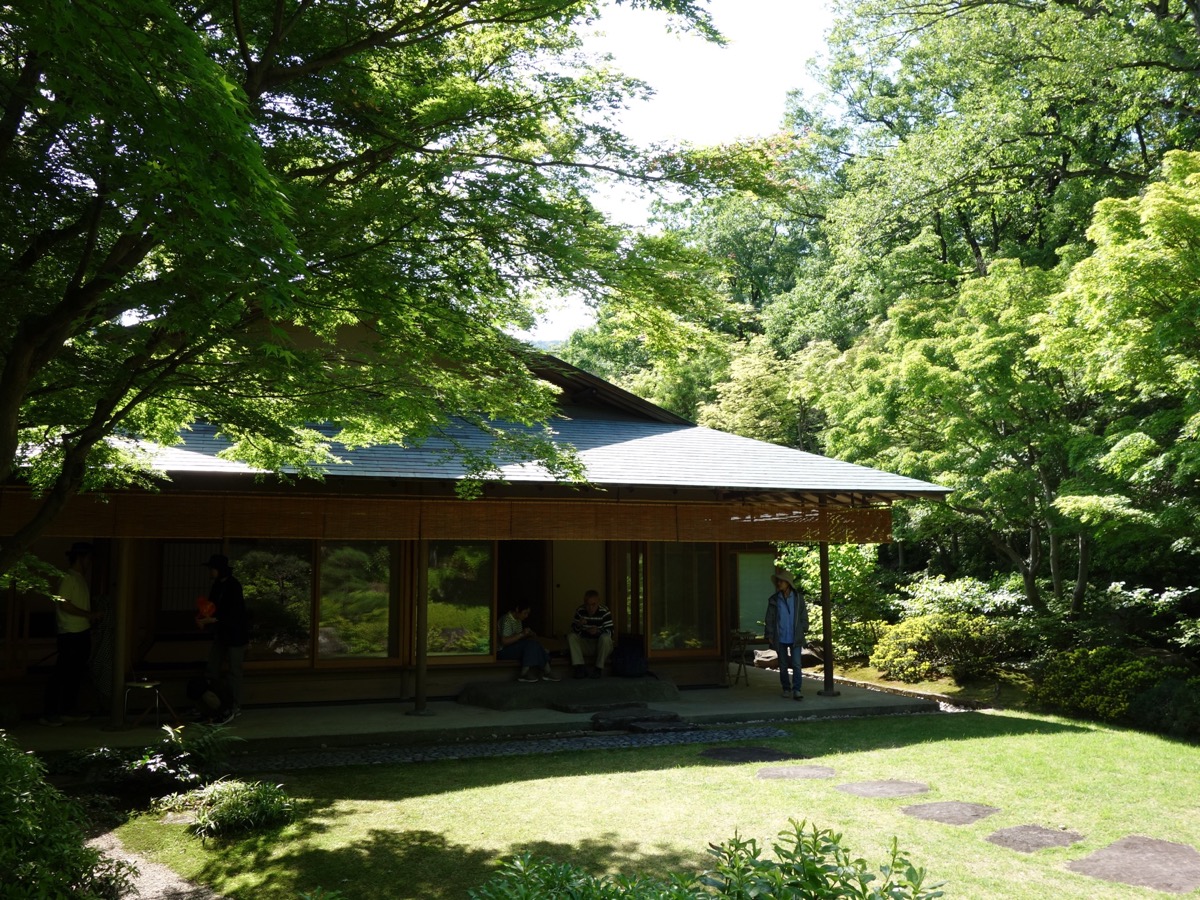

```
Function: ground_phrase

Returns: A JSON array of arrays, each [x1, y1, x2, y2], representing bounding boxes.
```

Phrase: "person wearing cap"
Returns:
[[40, 542, 101, 726], [196, 553, 248, 722], [764, 568, 808, 701]]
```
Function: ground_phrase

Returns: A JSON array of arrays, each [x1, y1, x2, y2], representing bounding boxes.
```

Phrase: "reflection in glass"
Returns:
[[426, 541, 493, 656], [319, 543, 391, 658], [649, 542, 716, 650], [230, 541, 312, 660]]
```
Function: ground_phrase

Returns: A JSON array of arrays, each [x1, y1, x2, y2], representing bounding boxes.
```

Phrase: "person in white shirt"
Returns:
[[40, 542, 101, 726]]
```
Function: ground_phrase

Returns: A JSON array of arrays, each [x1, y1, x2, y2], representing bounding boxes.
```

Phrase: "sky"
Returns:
[[525, 0, 835, 341]]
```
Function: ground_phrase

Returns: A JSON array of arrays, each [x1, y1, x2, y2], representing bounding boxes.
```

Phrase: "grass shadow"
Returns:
[[256, 710, 1091, 804], [190, 827, 706, 899]]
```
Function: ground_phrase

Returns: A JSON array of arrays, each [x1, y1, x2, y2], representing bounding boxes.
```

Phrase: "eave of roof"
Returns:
[[140, 415, 948, 507]]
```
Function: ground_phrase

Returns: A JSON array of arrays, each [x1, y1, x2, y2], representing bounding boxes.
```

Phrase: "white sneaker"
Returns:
[[781, 688, 791, 699], [541, 669, 560, 682]]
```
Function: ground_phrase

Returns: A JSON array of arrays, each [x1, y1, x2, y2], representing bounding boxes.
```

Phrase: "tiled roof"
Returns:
[[130, 356, 948, 503], [144, 414, 947, 503]]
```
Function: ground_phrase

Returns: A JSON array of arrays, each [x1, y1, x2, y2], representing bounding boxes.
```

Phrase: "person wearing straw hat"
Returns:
[[764, 568, 808, 701]]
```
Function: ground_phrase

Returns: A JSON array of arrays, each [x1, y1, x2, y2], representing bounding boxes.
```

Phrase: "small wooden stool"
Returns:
[[123, 679, 180, 728], [728, 631, 755, 686]]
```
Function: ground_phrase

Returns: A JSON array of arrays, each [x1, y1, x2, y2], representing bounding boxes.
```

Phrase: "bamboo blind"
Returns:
[[2, 490, 893, 544]]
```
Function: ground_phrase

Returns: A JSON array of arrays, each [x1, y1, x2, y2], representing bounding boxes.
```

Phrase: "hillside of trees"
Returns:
[[558, 0, 1200, 727]]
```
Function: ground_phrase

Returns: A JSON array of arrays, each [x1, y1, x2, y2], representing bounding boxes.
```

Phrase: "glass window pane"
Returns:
[[426, 541, 493, 656], [737, 553, 776, 635], [230, 541, 312, 661], [319, 542, 391, 659], [648, 542, 716, 650]]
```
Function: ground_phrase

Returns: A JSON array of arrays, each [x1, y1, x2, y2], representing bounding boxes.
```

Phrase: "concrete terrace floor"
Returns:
[[6, 665, 941, 757]]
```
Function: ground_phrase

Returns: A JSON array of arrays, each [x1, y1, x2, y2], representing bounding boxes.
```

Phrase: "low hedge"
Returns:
[[1030, 646, 1193, 726]]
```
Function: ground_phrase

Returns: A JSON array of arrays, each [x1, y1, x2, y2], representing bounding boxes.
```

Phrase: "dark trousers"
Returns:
[[777, 642, 801, 692], [44, 630, 91, 716], [497, 637, 550, 669]]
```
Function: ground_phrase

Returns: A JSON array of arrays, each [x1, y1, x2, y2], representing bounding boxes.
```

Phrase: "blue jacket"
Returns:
[[764, 588, 807, 648]]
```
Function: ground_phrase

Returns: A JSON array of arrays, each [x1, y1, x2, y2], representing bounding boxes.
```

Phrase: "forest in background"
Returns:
[[558, 0, 1200, 725], [562, 0, 1200, 606]]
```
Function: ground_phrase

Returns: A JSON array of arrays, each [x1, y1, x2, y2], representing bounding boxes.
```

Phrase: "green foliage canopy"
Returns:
[[0, 0, 725, 575]]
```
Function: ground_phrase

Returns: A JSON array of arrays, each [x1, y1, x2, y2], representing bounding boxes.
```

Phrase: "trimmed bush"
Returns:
[[1128, 676, 1200, 738], [0, 731, 136, 899], [870, 612, 1008, 683], [1030, 647, 1189, 722]]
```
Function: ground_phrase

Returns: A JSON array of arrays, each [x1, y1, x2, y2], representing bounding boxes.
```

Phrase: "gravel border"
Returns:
[[229, 725, 791, 772]]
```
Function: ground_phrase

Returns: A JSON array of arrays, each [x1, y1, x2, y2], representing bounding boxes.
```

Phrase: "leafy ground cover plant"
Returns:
[[703, 821, 943, 900], [153, 778, 294, 838], [51, 722, 242, 797], [469, 820, 941, 899], [0, 730, 136, 899]]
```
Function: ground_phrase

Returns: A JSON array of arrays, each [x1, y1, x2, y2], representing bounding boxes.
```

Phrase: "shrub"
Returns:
[[1128, 676, 1200, 738], [469, 855, 699, 899], [778, 543, 898, 626], [0, 731, 137, 899], [48, 723, 243, 799], [1030, 647, 1189, 722], [895, 573, 1026, 618], [830, 618, 890, 661], [704, 820, 943, 900], [153, 778, 294, 838], [871, 612, 1009, 683], [469, 820, 942, 900]]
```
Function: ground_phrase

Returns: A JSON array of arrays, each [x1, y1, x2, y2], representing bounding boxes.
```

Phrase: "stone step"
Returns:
[[591, 707, 684, 731], [551, 700, 648, 714]]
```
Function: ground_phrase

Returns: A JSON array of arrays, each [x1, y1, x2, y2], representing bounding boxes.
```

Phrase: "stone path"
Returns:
[[756, 763, 1200, 894]]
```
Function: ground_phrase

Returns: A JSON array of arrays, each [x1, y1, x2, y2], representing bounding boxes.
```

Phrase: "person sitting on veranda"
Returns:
[[497, 605, 559, 683], [568, 589, 614, 679]]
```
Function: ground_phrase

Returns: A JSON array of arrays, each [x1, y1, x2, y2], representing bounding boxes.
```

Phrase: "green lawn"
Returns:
[[115, 710, 1200, 899]]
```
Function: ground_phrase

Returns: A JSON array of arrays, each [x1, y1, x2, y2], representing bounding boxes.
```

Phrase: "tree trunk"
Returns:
[[1071, 534, 1091, 615], [1047, 528, 1063, 603]]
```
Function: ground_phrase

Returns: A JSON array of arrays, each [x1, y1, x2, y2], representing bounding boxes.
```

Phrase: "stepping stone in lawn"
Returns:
[[902, 801, 1000, 825], [1067, 836, 1200, 894], [986, 824, 1083, 853], [700, 745, 800, 763], [756, 765, 836, 780], [836, 779, 929, 799]]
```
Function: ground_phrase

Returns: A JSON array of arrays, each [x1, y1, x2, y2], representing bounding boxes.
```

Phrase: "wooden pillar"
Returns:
[[817, 540, 839, 697], [407, 541, 433, 716], [109, 539, 136, 727]]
